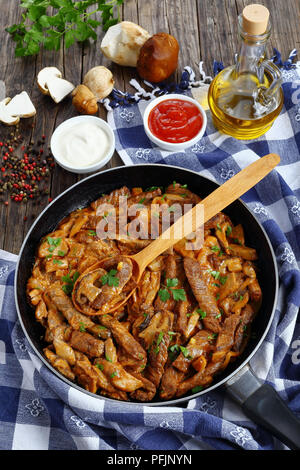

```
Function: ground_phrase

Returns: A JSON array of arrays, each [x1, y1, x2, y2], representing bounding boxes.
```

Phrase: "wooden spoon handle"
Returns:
[[134, 153, 280, 271]]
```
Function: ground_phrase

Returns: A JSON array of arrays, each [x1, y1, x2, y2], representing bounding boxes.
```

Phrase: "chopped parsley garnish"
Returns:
[[95, 363, 104, 371], [101, 269, 119, 287], [53, 259, 63, 265], [181, 184, 187, 188], [196, 308, 207, 319], [153, 331, 164, 354], [145, 186, 160, 192], [207, 269, 220, 280], [58, 250, 66, 257], [88, 230, 97, 237], [180, 346, 192, 359], [47, 236, 61, 247], [138, 197, 146, 205], [208, 333, 218, 341], [211, 245, 224, 256], [105, 354, 112, 362], [110, 371, 118, 378], [232, 238, 242, 245], [156, 331, 164, 346], [79, 322, 86, 332], [192, 386, 203, 393], [172, 180, 176, 188], [61, 271, 79, 295], [226, 225, 232, 236], [219, 276, 227, 285], [169, 344, 180, 353], [215, 313, 222, 319], [216, 223, 221, 231]]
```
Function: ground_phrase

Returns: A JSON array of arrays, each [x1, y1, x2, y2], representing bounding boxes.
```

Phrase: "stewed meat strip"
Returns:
[[46, 285, 109, 337], [69, 330, 104, 357], [183, 257, 221, 332], [146, 330, 170, 388], [130, 374, 157, 402], [159, 366, 185, 400], [233, 304, 255, 352], [212, 313, 241, 362], [175, 360, 225, 397], [110, 319, 147, 367]]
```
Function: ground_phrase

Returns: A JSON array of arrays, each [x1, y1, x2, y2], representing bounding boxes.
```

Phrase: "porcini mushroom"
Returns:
[[0, 91, 36, 126], [101, 21, 151, 67], [83, 66, 114, 100], [72, 85, 99, 115], [37, 67, 75, 103]]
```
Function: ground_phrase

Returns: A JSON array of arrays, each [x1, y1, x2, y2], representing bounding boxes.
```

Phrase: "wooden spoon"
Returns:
[[79, 153, 280, 315]]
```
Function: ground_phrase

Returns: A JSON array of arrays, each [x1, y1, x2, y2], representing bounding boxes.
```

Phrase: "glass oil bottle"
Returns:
[[208, 4, 283, 140]]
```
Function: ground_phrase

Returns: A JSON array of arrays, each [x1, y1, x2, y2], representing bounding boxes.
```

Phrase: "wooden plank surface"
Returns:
[[0, 0, 299, 254]]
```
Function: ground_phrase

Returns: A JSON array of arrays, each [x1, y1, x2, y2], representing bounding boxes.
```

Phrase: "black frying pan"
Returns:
[[14, 164, 300, 449]]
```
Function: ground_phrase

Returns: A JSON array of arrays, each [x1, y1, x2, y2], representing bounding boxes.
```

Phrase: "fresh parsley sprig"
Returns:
[[158, 278, 187, 302], [7, 0, 124, 57], [101, 269, 119, 287], [61, 271, 79, 295]]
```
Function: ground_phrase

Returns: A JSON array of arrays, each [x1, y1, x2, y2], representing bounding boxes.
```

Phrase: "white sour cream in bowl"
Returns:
[[50, 115, 115, 174]]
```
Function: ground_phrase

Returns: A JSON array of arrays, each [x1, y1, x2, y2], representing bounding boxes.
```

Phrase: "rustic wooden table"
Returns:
[[0, 0, 299, 255]]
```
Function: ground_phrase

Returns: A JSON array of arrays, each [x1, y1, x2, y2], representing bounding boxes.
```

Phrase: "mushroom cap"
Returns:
[[101, 21, 151, 67], [83, 66, 114, 100]]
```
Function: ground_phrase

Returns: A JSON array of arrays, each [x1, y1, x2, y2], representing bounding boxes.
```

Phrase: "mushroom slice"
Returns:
[[0, 92, 36, 126], [37, 67, 62, 94], [0, 98, 20, 125], [47, 76, 75, 103], [37, 67, 75, 103], [5, 91, 36, 118]]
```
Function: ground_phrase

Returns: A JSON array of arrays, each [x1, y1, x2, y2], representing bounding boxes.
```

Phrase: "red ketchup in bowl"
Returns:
[[148, 99, 203, 143]]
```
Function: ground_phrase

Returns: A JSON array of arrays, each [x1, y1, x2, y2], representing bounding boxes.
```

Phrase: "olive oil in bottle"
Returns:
[[208, 4, 283, 140]]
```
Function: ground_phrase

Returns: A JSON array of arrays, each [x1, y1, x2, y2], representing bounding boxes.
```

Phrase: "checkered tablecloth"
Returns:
[[1, 58, 300, 450]]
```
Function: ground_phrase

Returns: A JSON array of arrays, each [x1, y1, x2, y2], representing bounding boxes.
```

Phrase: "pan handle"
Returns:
[[225, 364, 300, 450]]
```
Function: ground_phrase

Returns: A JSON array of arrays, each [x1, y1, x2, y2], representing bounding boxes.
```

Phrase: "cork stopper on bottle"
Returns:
[[242, 4, 270, 35]]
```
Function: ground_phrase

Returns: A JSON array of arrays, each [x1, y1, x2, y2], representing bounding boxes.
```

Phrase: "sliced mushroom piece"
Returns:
[[0, 98, 19, 125], [5, 91, 36, 118], [0, 92, 36, 126], [37, 67, 75, 103]]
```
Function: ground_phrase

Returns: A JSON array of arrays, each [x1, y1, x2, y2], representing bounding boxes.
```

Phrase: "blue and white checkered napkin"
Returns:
[[1, 57, 300, 451]]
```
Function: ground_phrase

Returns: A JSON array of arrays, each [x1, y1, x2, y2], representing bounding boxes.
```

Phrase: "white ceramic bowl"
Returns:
[[50, 115, 115, 174], [143, 93, 207, 151]]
